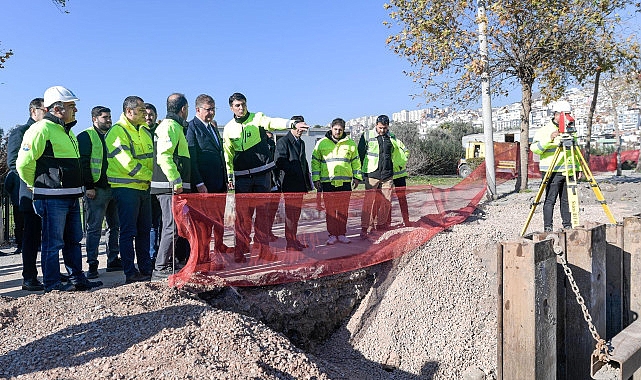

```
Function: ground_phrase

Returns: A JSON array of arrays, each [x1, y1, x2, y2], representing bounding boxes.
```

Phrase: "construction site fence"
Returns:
[[169, 148, 639, 289]]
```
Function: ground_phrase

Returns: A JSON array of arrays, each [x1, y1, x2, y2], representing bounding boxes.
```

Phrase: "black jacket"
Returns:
[[275, 131, 312, 193], [6, 119, 34, 209], [186, 117, 228, 193]]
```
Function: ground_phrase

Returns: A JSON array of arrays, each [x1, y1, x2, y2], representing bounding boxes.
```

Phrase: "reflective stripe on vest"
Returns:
[[85, 128, 104, 183], [33, 187, 83, 196], [150, 181, 191, 190], [234, 161, 275, 176]]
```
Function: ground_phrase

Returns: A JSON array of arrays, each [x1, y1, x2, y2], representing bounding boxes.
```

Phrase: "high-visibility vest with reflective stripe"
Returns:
[[223, 112, 294, 181], [83, 127, 105, 183], [16, 118, 83, 199], [531, 121, 582, 175], [105, 113, 154, 190], [361, 129, 406, 176], [392, 133, 409, 179], [151, 117, 191, 194], [311, 135, 362, 186]]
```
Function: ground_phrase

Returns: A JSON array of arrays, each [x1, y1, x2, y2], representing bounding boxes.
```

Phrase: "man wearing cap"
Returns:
[[16, 86, 103, 292], [531, 100, 582, 232]]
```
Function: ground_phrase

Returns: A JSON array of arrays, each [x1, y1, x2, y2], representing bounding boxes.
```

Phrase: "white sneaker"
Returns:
[[337, 235, 351, 244], [326, 235, 337, 245]]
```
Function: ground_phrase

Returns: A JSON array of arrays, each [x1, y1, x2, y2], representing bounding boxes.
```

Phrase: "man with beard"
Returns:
[[77, 106, 122, 279]]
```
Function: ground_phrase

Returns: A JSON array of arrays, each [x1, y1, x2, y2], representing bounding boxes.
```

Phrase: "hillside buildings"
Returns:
[[347, 87, 641, 147]]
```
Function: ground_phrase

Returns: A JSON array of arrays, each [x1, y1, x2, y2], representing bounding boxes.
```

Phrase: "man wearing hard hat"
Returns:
[[16, 86, 104, 292], [530, 100, 582, 232]]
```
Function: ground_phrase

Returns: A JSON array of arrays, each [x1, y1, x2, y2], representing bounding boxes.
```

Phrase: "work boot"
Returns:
[[106, 257, 123, 272], [74, 279, 103, 291], [22, 278, 44, 291], [87, 263, 99, 279]]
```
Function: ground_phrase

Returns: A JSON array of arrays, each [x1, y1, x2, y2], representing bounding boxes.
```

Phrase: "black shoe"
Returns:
[[22, 278, 44, 291], [87, 264, 99, 279], [60, 273, 70, 283], [44, 282, 74, 293], [286, 240, 307, 251], [74, 279, 103, 291], [295, 240, 309, 248], [125, 272, 151, 284], [106, 257, 123, 272], [151, 269, 173, 282]]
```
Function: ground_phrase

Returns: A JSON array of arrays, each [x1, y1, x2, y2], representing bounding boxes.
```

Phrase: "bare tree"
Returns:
[[383, 0, 640, 190]]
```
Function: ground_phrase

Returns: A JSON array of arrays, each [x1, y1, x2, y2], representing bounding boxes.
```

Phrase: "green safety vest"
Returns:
[[311, 134, 362, 186], [531, 121, 581, 175], [361, 129, 407, 177], [83, 127, 104, 183], [105, 113, 154, 190]]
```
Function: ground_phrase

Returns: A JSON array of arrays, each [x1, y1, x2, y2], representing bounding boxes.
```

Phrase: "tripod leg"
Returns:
[[574, 146, 617, 224], [564, 145, 581, 228], [520, 147, 563, 236]]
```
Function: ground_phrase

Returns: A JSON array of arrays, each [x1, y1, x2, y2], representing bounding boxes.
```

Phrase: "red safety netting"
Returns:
[[168, 148, 638, 288]]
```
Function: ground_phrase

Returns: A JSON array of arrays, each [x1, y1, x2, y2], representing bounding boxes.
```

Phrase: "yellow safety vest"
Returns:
[[105, 113, 154, 190], [531, 121, 581, 175], [83, 127, 104, 183], [311, 134, 362, 186]]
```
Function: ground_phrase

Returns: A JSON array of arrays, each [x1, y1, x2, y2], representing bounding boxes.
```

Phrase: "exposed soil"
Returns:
[[0, 173, 639, 379]]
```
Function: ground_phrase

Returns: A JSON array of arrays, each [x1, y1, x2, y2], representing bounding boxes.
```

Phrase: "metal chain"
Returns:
[[547, 234, 610, 362]]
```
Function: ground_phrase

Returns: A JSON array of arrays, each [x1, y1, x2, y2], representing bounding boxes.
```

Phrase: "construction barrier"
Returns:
[[168, 148, 638, 289], [498, 217, 641, 380]]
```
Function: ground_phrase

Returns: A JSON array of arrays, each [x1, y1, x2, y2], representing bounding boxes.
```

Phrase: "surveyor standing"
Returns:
[[530, 100, 582, 232]]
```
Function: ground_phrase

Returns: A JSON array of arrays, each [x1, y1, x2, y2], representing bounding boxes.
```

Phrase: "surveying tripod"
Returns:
[[520, 133, 616, 236]]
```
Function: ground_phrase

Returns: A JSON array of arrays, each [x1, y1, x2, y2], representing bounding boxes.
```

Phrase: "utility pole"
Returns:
[[477, 0, 496, 199]]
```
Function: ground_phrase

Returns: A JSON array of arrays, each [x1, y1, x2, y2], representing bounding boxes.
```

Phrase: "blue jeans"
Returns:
[[34, 198, 86, 290], [112, 187, 152, 278], [84, 187, 120, 266]]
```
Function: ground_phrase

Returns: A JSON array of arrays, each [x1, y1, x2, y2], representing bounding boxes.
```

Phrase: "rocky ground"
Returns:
[[0, 173, 639, 379]]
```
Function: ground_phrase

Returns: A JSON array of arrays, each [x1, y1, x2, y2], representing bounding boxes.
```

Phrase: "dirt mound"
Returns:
[[1, 174, 639, 379]]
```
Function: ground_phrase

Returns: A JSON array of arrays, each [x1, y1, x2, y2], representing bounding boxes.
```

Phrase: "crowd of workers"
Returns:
[[2, 86, 411, 293]]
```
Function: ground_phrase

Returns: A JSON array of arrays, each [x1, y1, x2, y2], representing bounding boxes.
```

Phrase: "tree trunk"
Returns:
[[586, 69, 601, 165], [612, 107, 622, 176], [518, 80, 533, 191]]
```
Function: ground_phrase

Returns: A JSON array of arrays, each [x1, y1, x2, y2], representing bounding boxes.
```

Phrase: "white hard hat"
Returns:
[[552, 100, 572, 113], [44, 86, 79, 107]]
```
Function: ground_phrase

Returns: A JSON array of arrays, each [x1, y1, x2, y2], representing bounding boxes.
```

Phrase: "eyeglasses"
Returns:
[[199, 107, 216, 112]]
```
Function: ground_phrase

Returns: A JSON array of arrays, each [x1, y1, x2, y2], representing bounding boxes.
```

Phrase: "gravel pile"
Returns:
[[0, 175, 638, 379]]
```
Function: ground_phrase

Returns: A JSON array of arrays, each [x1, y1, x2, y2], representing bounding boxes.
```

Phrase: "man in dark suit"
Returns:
[[186, 94, 230, 254], [275, 115, 313, 251], [5, 98, 46, 290]]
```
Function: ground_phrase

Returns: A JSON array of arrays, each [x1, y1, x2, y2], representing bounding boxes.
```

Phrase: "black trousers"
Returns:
[[22, 211, 41, 281], [234, 172, 271, 253], [543, 171, 571, 230]]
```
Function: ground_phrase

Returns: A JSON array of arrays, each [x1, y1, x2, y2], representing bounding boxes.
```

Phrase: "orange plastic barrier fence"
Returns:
[[169, 148, 638, 288]]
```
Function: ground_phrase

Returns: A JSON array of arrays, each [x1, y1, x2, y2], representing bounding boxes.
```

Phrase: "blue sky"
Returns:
[[0, 0, 434, 133]]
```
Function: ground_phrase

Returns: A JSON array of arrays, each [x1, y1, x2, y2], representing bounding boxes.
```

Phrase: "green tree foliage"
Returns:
[[391, 121, 474, 175], [383, 0, 640, 190]]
